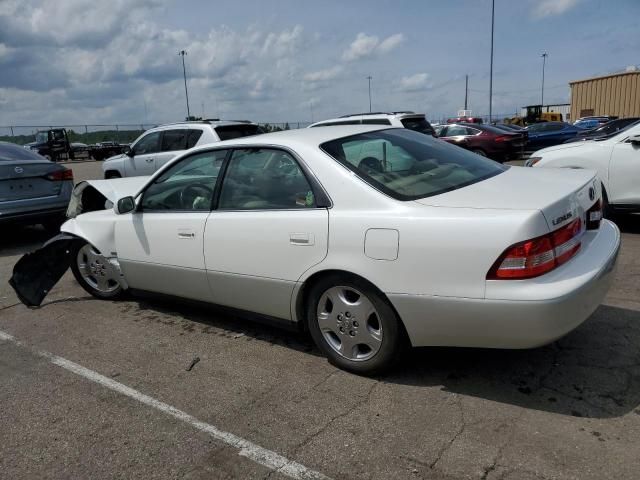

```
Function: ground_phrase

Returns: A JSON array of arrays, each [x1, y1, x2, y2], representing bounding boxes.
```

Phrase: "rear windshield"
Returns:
[[0, 143, 47, 161], [400, 117, 435, 136], [321, 129, 506, 201], [215, 124, 262, 141]]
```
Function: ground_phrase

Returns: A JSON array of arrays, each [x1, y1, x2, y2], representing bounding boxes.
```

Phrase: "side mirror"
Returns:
[[629, 134, 640, 146], [115, 196, 136, 214], [123, 145, 134, 157]]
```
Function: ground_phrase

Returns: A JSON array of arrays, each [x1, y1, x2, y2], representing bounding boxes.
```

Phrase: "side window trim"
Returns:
[[212, 146, 331, 211]]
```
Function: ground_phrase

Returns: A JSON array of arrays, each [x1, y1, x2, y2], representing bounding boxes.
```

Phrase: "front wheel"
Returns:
[[306, 275, 405, 375], [70, 242, 124, 300]]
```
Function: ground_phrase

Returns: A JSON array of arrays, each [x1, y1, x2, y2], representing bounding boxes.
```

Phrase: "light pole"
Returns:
[[541, 52, 548, 107], [178, 50, 191, 120], [488, 0, 495, 123], [366, 75, 372, 112], [464, 74, 469, 110]]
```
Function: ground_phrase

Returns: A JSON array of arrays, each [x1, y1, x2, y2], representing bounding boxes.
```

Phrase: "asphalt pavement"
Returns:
[[1, 160, 639, 479]]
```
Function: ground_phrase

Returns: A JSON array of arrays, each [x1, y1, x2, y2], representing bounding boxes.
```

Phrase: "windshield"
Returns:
[[400, 117, 435, 136], [35, 132, 48, 143], [321, 129, 507, 201], [215, 124, 262, 141], [594, 119, 640, 141]]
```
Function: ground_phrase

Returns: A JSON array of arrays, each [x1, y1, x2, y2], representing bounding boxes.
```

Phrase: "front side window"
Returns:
[[133, 131, 161, 155], [161, 129, 188, 152], [140, 150, 227, 211], [218, 148, 316, 210], [321, 129, 506, 201]]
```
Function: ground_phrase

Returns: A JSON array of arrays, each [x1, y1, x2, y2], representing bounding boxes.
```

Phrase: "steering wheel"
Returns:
[[179, 183, 213, 209]]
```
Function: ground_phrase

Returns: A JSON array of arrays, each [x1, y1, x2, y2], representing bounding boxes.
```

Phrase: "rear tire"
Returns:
[[70, 241, 124, 300], [306, 274, 405, 375]]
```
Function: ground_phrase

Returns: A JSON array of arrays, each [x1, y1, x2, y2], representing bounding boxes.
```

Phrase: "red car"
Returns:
[[437, 123, 526, 162]]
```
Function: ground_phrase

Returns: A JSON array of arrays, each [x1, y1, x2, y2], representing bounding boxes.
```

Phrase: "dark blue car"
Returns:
[[525, 122, 581, 149]]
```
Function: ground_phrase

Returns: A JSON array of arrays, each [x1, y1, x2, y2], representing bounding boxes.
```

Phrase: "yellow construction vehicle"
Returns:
[[504, 105, 563, 126]]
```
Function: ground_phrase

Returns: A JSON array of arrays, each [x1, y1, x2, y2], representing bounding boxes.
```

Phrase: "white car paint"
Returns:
[[529, 122, 640, 210], [63, 125, 620, 357]]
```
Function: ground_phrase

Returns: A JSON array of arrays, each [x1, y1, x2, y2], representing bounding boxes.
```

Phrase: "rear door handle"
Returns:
[[290, 233, 314, 246], [146, 157, 154, 163]]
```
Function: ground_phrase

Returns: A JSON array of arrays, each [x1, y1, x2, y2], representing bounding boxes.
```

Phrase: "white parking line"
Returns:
[[0, 330, 330, 480]]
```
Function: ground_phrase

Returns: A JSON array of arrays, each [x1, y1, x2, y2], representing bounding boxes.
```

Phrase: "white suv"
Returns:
[[102, 120, 263, 178], [308, 111, 436, 136]]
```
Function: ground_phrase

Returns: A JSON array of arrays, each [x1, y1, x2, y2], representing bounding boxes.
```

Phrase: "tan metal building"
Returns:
[[569, 70, 640, 121]]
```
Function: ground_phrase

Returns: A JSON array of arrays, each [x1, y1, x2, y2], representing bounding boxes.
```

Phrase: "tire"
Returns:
[[306, 274, 405, 375], [471, 148, 487, 157], [70, 241, 124, 300], [601, 183, 616, 220], [104, 171, 122, 179]]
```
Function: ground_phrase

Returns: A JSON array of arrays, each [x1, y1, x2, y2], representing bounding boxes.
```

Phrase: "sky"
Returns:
[[0, 0, 638, 127]]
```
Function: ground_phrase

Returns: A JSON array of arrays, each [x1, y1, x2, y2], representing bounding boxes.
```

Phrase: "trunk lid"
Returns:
[[0, 161, 66, 202], [414, 166, 599, 230]]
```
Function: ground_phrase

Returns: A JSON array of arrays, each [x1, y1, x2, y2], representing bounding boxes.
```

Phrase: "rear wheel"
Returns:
[[70, 242, 124, 299], [306, 274, 405, 375]]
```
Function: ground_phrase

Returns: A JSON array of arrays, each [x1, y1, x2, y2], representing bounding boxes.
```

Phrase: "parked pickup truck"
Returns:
[[24, 129, 129, 162]]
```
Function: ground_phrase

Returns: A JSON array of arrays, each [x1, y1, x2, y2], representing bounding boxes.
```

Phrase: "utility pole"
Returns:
[[541, 52, 548, 107], [464, 74, 469, 110], [178, 50, 190, 120], [488, 0, 495, 123], [366, 76, 372, 112], [310, 100, 314, 123]]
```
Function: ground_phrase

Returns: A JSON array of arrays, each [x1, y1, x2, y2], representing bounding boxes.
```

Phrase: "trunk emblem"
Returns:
[[14, 167, 23, 174]]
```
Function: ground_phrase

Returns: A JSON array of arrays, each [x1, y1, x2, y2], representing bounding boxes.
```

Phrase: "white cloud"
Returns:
[[531, 0, 580, 18], [378, 34, 405, 54], [342, 32, 404, 62], [398, 73, 431, 92], [303, 66, 343, 82]]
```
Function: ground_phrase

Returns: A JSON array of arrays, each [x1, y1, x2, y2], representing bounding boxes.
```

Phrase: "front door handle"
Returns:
[[146, 157, 154, 163], [178, 230, 195, 239], [290, 233, 314, 246]]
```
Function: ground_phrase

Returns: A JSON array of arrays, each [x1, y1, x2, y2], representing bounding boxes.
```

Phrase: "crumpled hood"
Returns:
[[66, 176, 150, 217]]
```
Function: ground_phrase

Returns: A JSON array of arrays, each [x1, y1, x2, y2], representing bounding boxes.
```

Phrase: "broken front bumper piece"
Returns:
[[9, 234, 78, 307]]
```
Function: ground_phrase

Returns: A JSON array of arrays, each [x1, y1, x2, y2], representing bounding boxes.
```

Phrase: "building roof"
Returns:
[[569, 70, 640, 85]]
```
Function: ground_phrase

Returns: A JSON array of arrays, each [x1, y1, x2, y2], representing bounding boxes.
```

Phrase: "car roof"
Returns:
[[150, 120, 257, 131], [191, 125, 390, 151], [309, 112, 425, 127]]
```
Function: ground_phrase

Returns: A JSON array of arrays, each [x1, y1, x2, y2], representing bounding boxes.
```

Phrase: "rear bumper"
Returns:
[[389, 220, 620, 348], [0, 205, 68, 225]]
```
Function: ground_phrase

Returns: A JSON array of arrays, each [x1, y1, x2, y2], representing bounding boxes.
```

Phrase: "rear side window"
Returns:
[[161, 129, 188, 152], [0, 143, 47, 161], [186, 129, 204, 149], [321, 129, 506, 201], [362, 119, 392, 125], [400, 117, 435, 136], [215, 124, 261, 141]]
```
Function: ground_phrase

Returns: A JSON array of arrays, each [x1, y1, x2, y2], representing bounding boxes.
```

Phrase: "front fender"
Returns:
[[61, 210, 118, 256]]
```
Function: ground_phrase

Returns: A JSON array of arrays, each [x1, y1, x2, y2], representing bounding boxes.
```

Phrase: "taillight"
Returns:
[[586, 199, 602, 230], [494, 135, 512, 142], [488, 218, 583, 280], [46, 169, 73, 181]]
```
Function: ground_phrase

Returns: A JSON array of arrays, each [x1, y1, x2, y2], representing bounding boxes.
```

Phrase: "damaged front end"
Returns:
[[9, 178, 144, 307]]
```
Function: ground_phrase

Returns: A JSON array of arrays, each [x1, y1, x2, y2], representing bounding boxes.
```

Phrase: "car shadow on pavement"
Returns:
[[614, 213, 640, 234], [390, 304, 640, 419]]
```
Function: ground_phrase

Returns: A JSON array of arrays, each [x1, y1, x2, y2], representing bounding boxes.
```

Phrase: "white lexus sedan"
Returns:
[[527, 121, 640, 215], [54, 126, 619, 374]]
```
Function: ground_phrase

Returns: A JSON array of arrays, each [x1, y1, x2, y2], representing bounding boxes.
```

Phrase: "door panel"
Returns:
[[116, 212, 210, 300], [609, 141, 640, 204], [203, 209, 329, 318]]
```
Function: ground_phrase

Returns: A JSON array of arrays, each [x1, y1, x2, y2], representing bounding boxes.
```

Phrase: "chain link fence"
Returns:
[[0, 122, 312, 146]]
